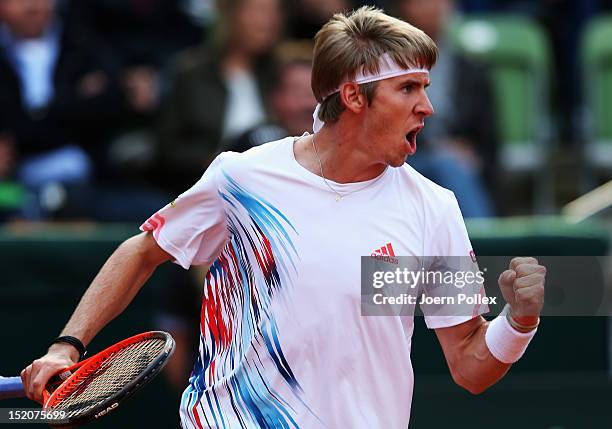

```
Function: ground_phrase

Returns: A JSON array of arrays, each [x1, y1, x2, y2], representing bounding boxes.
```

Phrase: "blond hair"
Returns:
[[312, 6, 437, 124]]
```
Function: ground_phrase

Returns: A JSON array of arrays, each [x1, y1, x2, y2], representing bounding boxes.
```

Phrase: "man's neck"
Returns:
[[222, 49, 253, 75], [4, 18, 57, 43], [294, 124, 386, 184]]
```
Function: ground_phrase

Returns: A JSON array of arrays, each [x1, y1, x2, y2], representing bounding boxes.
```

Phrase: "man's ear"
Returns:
[[338, 82, 366, 114]]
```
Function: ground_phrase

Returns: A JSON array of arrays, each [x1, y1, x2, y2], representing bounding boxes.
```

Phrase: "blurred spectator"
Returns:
[[0, 0, 126, 218], [65, 0, 207, 186], [157, 0, 284, 194], [228, 40, 317, 152], [0, 0, 172, 221], [66, 0, 203, 69], [394, 0, 497, 217]]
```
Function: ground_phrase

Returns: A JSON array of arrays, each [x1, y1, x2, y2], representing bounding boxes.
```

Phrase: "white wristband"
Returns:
[[485, 313, 537, 364]]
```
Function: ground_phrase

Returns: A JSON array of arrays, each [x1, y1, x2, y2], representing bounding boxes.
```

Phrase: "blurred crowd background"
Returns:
[[1, 0, 612, 222], [2, 1, 612, 427]]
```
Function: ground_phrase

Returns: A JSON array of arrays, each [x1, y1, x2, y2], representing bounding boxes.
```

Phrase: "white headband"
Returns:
[[312, 53, 429, 133]]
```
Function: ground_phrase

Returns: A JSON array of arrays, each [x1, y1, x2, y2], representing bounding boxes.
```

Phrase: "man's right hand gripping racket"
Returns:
[[0, 331, 175, 427]]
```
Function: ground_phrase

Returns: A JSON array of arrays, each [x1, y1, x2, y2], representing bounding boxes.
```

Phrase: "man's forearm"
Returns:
[[449, 318, 511, 394], [438, 258, 544, 394], [59, 233, 169, 346]]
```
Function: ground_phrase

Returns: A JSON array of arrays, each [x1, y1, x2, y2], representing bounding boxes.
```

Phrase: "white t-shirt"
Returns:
[[140, 137, 485, 429]]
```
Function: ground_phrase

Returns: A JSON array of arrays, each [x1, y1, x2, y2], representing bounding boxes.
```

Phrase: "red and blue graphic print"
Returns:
[[180, 173, 317, 429]]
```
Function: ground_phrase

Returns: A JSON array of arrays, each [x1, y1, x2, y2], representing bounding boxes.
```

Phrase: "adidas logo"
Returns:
[[372, 243, 396, 257], [370, 243, 399, 264]]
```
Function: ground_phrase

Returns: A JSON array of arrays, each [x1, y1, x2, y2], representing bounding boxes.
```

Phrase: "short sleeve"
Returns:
[[421, 195, 488, 329], [140, 154, 231, 269], [427, 194, 473, 257]]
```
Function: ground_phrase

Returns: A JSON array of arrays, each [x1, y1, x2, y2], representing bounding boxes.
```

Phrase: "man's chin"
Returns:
[[389, 157, 408, 168]]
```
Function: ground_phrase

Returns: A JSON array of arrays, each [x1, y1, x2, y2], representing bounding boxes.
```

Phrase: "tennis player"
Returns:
[[22, 7, 545, 428]]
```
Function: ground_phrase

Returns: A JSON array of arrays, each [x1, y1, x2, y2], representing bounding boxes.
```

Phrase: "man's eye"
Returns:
[[403, 85, 414, 92]]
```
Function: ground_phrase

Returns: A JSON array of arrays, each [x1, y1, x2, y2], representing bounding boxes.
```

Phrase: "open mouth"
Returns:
[[405, 125, 423, 153]]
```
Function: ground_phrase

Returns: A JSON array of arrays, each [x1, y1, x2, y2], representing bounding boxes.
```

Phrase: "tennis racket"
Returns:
[[0, 331, 175, 427]]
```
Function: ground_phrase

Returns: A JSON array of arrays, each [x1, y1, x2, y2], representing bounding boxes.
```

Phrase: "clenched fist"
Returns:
[[498, 257, 546, 326]]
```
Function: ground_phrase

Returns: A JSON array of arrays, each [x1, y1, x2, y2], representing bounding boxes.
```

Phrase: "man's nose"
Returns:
[[415, 92, 434, 117]]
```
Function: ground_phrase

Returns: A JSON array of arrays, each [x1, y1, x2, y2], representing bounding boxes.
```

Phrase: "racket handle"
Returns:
[[0, 376, 25, 400]]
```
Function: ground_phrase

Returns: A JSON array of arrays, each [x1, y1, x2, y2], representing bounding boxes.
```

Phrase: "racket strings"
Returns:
[[48, 338, 167, 418]]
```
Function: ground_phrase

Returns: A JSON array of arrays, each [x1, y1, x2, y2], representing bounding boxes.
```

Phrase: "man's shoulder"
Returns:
[[397, 163, 458, 209], [216, 137, 293, 173]]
